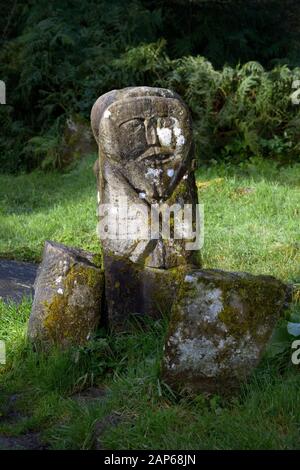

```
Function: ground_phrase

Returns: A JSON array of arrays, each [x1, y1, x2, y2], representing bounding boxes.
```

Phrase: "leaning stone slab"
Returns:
[[28, 241, 104, 349], [162, 269, 290, 395]]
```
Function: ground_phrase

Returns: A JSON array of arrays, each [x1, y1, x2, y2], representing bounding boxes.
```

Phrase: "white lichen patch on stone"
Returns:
[[173, 126, 182, 137], [184, 274, 195, 283], [109, 206, 119, 216], [176, 135, 185, 147], [176, 337, 219, 376], [146, 168, 162, 178], [202, 287, 223, 322], [169, 119, 185, 147], [167, 326, 239, 376], [166, 325, 184, 351], [185, 282, 223, 324], [62, 260, 69, 275], [145, 167, 162, 184], [103, 109, 111, 119], [157, 127, 172, 147]]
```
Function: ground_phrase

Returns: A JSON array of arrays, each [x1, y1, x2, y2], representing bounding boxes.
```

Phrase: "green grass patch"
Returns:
[[0, 155, 100, 261]]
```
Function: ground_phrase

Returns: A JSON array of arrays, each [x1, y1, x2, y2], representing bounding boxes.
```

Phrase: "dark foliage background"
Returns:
[[1, 0, 300, 172]]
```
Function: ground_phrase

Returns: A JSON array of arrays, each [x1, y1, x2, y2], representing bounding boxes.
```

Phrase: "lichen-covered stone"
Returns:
[[162, 269, 290, 395], [28, 241, 104, 349]]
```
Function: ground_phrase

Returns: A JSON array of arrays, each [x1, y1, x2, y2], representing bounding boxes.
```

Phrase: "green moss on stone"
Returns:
[[196, 272, 287, 341], [92, 252, 103, 268], [42, 264, 104, 347], [65, 264, 101, 289]]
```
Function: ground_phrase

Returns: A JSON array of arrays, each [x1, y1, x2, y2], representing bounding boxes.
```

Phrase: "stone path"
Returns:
[[0, 261, 40, 449], [0, 260, 38, 302]]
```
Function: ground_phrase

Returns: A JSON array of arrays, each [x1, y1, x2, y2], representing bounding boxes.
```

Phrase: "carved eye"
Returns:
[[120, 119, 145, 134]]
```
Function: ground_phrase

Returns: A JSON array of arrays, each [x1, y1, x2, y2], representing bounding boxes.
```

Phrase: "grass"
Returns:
[[0, 155, 299, 449], [0, 154, 299, 283], [0, 156, 100, 261], [1, 300, 300, 450], [196, 158, 300, 283]]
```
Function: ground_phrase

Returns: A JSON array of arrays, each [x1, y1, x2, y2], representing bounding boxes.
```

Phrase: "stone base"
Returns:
[[28, 241, 104, 349], [162, 269, 291, 396], [104, 255, 192, 330]]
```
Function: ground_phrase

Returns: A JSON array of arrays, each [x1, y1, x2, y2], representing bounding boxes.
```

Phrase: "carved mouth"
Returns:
[[137, 146, 175, 163]]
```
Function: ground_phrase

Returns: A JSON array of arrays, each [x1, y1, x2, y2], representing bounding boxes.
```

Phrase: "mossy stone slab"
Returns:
[[162, 269, 291, 395], [28, 241, 104, 349]]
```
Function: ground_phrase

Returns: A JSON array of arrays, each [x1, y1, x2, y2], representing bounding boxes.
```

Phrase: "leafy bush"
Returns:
[[115, 48, 300, 164], [1, 0, 300, 171]]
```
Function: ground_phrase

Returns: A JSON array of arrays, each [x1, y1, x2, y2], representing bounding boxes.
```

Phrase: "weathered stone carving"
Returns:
[[91, 86, 200, 267], [162, 269, 290, 395], [28, 241, 104, 349], [91, 87, 201, 328]]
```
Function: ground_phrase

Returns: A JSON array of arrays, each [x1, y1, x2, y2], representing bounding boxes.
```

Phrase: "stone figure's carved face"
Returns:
[[98, 95, 192, 200]]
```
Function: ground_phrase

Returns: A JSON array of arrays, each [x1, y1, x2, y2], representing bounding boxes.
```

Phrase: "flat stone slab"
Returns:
[[0, 260, 38, 303]]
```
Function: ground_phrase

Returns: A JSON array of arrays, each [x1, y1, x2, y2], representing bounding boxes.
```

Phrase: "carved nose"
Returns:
[[145, 119, 157, 145]]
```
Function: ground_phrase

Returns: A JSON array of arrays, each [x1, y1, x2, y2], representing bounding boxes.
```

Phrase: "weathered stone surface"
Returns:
[[28, 241, 104, 348], [162, 269, 290, 395], [104, 255, 193, 330], [91, 87, 201, 328], [0, 260, 38, 303]]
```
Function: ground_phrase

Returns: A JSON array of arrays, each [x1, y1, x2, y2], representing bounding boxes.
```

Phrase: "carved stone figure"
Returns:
[[91, 87, 201, 328]]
